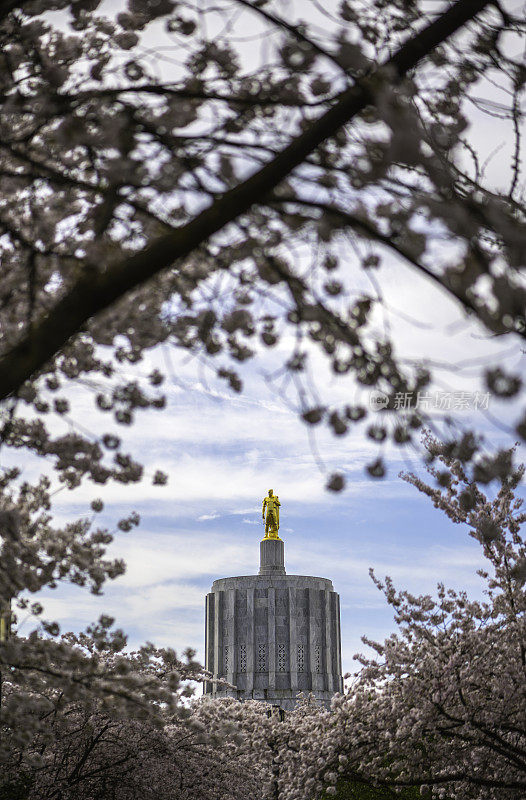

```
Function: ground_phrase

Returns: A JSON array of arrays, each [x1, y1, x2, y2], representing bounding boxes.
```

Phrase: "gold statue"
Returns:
[[262, 489, 281, 539]]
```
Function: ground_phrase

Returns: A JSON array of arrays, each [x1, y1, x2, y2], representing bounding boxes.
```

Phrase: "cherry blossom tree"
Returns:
[[190, 694, 420, 799], [191, 694, 331, 800], [281, 438, 526, 800], [0, 466, 211, 780], [1, 658, 259, 800], [0, 0, 523, 492], [0, 0, 525, 791]]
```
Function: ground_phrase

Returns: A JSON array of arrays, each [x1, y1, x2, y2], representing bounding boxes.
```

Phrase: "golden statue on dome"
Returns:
[[262, 489, 281, 540]]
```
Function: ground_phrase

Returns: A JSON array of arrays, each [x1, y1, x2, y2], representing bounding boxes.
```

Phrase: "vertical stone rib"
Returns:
[[289, 587, 298, 695], [226, 588, 236, 686], [335, 593, 343, 691], [214, 590, 222, 690], [268, 586, 276, 692], [324, 589, 333, 692], [204, 593, 213, 694], [246, 586, 255, 695], [308, 587, 317, 693], [205, 593, 209, 672], [204, 594, 209, 694]]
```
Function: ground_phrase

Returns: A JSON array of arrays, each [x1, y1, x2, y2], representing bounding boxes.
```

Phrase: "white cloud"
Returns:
[[104, 532, 256, 587], [51, 447, 402, 513]]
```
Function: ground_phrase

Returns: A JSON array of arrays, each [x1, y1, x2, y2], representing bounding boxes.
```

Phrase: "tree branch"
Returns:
[[0, 0, 494, 400], [268, 194, 518, 334], [231, 0, 352, 78], [53, 84, 334, 109]]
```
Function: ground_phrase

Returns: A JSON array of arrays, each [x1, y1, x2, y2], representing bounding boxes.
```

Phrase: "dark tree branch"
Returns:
[[231, 0, 352, 78], [268, 194, 525, 337], [3, 144, 175, 232], [53, 84, 334, 109], [0, 0, 495, 401]]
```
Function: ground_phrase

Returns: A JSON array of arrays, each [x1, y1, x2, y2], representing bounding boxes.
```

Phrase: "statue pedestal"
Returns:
[[259, 537, 285, 576]]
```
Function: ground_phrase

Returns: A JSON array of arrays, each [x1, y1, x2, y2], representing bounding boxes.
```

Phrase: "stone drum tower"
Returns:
[[204, 490, 343, 710]]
